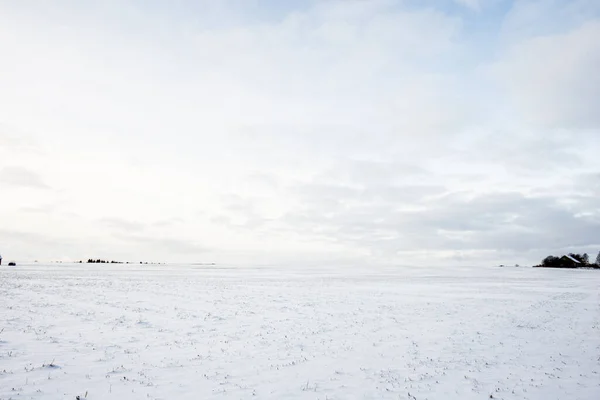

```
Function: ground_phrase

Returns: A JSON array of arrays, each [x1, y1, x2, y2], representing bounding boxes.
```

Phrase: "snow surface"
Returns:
[[1, 263, 599, 400]]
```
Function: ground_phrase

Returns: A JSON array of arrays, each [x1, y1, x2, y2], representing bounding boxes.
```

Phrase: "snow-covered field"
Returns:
[[1, 263, 598, 400]]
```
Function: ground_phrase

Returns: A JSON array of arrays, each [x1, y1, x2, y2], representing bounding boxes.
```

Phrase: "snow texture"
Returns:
[[1, 263, 599, 399]]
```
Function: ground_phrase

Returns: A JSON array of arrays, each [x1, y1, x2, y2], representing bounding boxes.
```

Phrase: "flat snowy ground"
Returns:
[[1, 264, 599, 400]]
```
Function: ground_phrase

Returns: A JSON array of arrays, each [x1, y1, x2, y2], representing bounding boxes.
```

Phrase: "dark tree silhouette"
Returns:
[[536, 253, 598, 269]]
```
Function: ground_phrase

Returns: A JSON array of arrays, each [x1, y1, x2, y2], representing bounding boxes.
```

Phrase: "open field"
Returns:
[[1, 263, 599, 399]]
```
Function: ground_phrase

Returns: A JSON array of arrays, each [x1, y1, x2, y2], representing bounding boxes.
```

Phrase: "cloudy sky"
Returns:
[[1, 0, 599, 266]]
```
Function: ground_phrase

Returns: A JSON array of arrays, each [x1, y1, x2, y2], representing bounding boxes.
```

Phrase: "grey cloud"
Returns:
[[213, 160, 445, 237], [0, 132, 23, 148], [274, 185, 600, 263], [0, 123, 40, 152], [19, 204, 57, 214], [318, 159, 431, 186], [0, 166, 50, 189], [222, 194, 257, 214], [531, 172, 600, 201], [102, 217, 188, 232], [210, 213, 267, 230], [493, 19, 600, 130], [290, 159, 440, 208], [244, 172, 280, 190], [100, 218, 146, 232], [152, 218, 184, 228], [210, 194, 276, 231], [117, 234, 210, 255], [210, 215, 232, 225], [292, 181, 445, 210], [0, 229, 75, 261], [415, 193, 597, 253], [234, 124, 400, 166], [0, 229, 60, 247], [458, 130, 584, 172], [292, 183, 363, 207]]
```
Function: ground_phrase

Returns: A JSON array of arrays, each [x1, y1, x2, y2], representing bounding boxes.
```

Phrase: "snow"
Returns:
[[1, 263, 599, 400], [563, 255, 582, 264]]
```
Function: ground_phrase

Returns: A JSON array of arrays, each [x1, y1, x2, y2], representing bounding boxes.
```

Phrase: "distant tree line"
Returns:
[[80, 259, 163, 265], [86, 259, 124, 264], [534, 252, 600, 269]]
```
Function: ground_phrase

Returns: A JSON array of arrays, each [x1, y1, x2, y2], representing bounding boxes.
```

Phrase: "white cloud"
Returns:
[[454, 0, 481, 11], [0, 166, 50, 189], [493, 20, 600, 130], [0, 1, 598, 265]]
